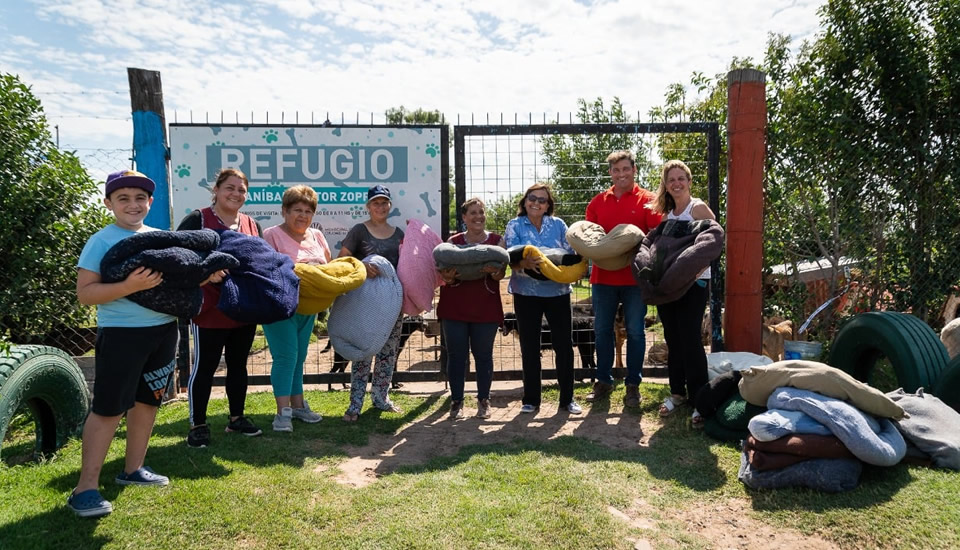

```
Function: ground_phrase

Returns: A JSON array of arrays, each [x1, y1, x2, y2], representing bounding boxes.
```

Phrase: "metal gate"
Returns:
[[211, 121, 721, 387]]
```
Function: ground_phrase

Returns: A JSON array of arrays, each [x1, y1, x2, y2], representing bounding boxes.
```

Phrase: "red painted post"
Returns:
[[724, 69, 766, 353]]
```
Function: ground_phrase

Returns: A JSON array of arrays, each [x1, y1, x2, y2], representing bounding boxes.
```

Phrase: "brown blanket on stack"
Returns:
[[744, 434, 855, 471]]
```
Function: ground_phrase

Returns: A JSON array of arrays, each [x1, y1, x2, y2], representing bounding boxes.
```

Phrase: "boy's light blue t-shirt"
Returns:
[[504, 215, 573, 297], [77, 224, 177, 328]]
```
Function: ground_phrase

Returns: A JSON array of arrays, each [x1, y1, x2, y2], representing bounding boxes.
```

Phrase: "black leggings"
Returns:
[[658, 282, 709, 400], [188, 324, 257, 426], [514, 293, 574, 407]]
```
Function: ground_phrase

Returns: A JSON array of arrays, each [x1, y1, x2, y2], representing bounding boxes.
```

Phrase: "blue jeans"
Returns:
[[593, 284, 646, 386], [443, 320, 498, 402]]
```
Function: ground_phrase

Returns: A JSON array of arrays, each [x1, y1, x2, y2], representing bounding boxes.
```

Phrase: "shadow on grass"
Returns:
[[742, 461, 914, 513], [334, 381, 729, 492], [0, 506, 111, 550], [42, 390, 445, 494]]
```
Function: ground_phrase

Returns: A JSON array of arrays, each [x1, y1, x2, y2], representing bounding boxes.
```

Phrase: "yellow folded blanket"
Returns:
[[522, 246, 587, 284], [294, 257, 367, 314]]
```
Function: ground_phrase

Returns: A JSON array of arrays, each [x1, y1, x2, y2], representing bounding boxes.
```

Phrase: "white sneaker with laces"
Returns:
[[291, 402, 322, 423], [566, 401, 583, 415], [272, 407, 294, 432], [520, 404, 537, 414]]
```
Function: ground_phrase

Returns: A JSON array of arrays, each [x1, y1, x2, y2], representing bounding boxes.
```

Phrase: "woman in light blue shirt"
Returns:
[[505, 183, 581, 415]]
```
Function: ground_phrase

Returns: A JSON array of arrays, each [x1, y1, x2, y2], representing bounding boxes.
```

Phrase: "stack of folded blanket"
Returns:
[[736, 360, 909, 492]]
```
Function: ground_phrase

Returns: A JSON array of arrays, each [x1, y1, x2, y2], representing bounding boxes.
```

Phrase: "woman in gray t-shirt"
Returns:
[[337, 185, 405, 421]]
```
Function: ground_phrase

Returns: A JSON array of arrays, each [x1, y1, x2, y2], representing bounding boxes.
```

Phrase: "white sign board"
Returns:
[[168, 125, 444, 250]]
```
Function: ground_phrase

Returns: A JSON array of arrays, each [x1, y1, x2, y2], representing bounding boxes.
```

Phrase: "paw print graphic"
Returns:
[[348, 205, 365, 219], [211, 140, 225, 146], [425, 143, 438, 158], [263, 129, 279, 143], [175, 164, 191, 177], [349, 141, 361, 147]]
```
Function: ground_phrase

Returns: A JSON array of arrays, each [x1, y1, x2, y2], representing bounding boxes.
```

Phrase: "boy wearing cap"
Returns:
[[67, 170, 223, 518]]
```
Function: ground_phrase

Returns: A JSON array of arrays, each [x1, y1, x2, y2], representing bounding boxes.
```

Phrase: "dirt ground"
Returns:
[[324, 381, 838, 550]]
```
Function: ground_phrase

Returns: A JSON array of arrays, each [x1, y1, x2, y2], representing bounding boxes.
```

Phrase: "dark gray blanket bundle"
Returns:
[[632, 218, 723, 305], [100, 229, 239, 317], [738, 443, 863, 492]]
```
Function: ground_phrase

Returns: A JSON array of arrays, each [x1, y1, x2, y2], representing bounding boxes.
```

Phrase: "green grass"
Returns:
[[1, 385, 958, 549]]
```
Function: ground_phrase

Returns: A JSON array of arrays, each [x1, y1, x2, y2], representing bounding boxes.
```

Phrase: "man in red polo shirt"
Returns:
[[584, 151, 662, 407]]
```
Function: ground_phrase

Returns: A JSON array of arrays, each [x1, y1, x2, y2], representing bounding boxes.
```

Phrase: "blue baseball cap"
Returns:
[[105, 170, 155, 197], [366, 185, 391, 203]]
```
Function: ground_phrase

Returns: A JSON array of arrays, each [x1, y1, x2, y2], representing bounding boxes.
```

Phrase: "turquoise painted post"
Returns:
[[132, 110, 170, 229], [127, 68, 171, 230]]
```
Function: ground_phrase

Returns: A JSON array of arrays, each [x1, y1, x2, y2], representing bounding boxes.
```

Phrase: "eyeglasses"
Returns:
[[526, 196, 549, 204]]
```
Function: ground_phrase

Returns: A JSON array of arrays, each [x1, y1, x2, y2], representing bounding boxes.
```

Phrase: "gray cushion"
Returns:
[[432, 243, 509, 281], [327, 255, 404, 361]]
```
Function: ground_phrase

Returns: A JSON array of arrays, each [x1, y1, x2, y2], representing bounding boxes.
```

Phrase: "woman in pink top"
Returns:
[[261, 185, 331, 432]]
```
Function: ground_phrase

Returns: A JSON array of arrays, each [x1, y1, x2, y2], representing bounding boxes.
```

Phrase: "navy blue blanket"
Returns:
[[215, 230, 299, 324], [100, 229, 239, 317]]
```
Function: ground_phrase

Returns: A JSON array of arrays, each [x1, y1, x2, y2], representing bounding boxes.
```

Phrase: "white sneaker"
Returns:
[[272, 407, 293, 432], [566, 401, 583, 415], [291, 402, 322, 423], [520, 404, 537, 414]]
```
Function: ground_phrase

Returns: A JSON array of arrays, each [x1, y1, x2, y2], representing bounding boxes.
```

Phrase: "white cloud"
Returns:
[[2, 0, 824, 148]]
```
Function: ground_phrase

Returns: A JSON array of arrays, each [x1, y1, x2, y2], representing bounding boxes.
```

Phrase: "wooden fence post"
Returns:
[[724, 68, 767, 353], [127, 68, 171, 230], [127, 68, 188, 397]]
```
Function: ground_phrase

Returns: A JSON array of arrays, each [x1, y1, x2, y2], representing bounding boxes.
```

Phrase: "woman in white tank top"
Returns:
[[647, 160, 717, 427]]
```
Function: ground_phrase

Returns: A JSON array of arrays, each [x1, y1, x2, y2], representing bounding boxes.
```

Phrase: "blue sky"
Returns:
[[0, 0, 822, 153]]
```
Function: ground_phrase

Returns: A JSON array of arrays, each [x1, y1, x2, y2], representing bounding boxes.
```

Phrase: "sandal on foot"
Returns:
[[342, 412, 359, 422], [659, 395, 686, 417], [691, 410, 705, 429], [376, 402, 402, 414]]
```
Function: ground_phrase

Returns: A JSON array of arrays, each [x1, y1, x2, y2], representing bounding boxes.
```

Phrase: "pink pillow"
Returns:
[[397, 219, 442, 314]]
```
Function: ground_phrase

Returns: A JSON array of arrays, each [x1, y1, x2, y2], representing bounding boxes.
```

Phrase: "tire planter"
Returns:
[[0, 345, 89, 457], [932, 355, 960, 413], [828, 312, 949, 393]]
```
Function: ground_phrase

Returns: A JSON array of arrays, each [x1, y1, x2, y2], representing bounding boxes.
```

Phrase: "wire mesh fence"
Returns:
[[0, 148, 132, 356], [451, 122, 721, 380], [762, 173, 960, 347]]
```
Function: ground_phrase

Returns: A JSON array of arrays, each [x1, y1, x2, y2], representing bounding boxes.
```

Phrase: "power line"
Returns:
[[36, 91, 125, 95], [47, 115, 131, 121]]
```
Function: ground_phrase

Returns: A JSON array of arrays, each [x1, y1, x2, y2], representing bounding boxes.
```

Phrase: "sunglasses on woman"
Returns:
[[526, 196, 549, 204]]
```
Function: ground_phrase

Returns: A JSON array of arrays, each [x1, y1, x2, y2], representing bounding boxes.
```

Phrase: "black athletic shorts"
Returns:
[[92, 321, 179, 416]]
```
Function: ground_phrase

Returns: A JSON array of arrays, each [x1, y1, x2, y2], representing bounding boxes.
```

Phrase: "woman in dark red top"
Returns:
[[177, 168, 264, 447], [437, 198, 506, 420]]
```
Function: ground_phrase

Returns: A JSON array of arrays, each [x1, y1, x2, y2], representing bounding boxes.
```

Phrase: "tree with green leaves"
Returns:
[[646, 0, 960, 334], [0, 73, 111, 350], [646, 59, 760, 219], [539, 97, 653, 224], [764, 0, 960, 329], [385, 106, 444, 125]]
